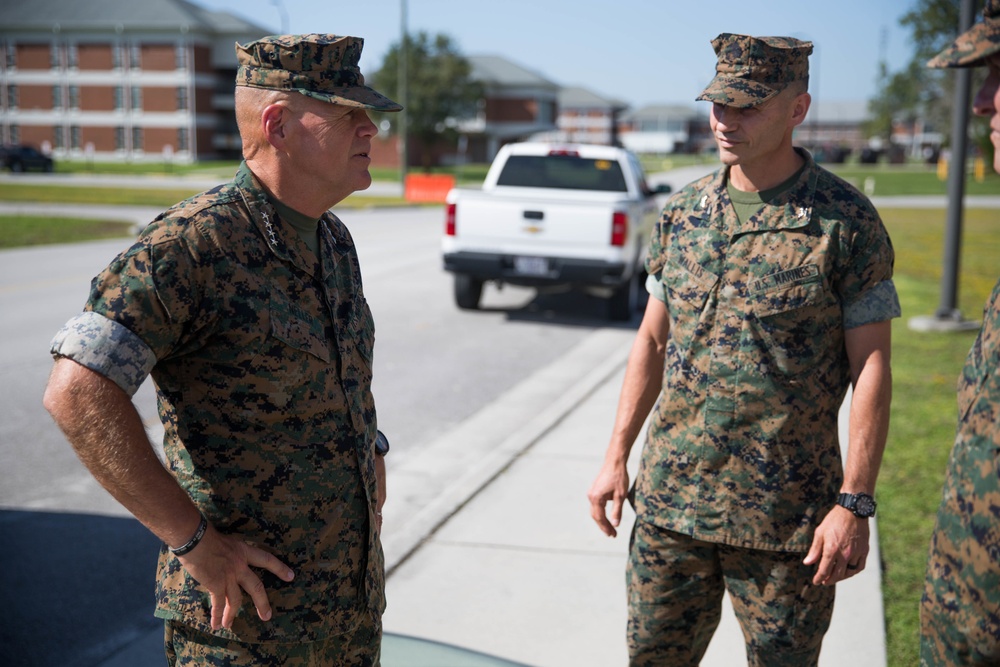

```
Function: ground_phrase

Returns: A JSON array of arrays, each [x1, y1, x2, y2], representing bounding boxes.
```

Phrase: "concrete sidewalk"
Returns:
[[99, 327, 887, 666], [381, 329, 887, 667]]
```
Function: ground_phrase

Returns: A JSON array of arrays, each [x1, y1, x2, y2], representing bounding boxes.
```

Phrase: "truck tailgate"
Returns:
[[451, 188, 630, 259]]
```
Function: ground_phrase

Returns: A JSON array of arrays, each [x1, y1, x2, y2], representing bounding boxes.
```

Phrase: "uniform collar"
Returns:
[[702, 148, 818, 235], [234, 161, 319, 277]]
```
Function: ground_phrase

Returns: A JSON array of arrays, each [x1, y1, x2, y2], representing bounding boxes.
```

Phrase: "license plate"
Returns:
[[513, 256, 549, 276]]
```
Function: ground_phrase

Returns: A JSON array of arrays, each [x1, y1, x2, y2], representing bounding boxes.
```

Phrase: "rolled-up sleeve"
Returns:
[[843, 278, 901, 329], [50, 311, 157, 397]]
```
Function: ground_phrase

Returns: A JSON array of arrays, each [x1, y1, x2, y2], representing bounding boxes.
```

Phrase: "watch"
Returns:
[[374, 430, 390, 456], [837, 492, 877, 518]]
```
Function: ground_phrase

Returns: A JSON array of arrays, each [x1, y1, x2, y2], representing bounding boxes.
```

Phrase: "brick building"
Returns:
[[0, 0, 270, 163]]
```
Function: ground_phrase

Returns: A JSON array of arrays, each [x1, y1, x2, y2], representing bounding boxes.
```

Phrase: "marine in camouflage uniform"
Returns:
[[589, 33, 899, 666], [921, 3, 1000, 664], [43, 34, 400, 666]]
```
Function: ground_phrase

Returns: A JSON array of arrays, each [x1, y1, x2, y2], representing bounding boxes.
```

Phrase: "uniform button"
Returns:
[[721, 284, 738, 299]]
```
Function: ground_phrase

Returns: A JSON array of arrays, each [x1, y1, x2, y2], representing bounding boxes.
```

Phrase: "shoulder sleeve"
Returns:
[[834, 192, 900, 326], [51, 232, 217, 392]]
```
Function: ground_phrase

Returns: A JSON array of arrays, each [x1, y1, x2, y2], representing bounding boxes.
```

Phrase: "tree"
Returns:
[[371, 32, 483, 170], [869, 0, 990, 161]]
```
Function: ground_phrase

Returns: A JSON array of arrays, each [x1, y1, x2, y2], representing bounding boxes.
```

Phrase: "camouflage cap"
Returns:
[[696, 33, 813, 108], [927, 0, 1000, 68], [236, 34, 402, 111]]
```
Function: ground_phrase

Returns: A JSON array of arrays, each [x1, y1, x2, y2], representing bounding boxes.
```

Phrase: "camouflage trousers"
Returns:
[[626, 520, 834, 667], [164, 614, 381, 667], [920, 435, 1000, 666]]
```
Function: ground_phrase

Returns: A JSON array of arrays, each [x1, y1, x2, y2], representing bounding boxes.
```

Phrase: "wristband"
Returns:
[[169, 513, 208, 556]]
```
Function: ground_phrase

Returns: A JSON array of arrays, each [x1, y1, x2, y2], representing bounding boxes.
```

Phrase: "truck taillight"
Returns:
[[446, 203, 456, 236], [611, 211, 627, 247]]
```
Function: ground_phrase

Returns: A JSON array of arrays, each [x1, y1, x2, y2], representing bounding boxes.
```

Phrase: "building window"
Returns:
[[67, 44, 78, 69], [52, 85, 62, 109], [54, 126, 64, 149], [70, 125, 81, 149], [112, 44, 122, 69], [68, 85, 79, 110], [176, 86, 188, 111], [10, 125, 19, 144], [175, 44, 187, 69], [130, 86, 142, 111], [129, 44, 140, 69], [50, 43, 60, 69], [7, 84, 17, 108], [132, 126, 143, 151], [5, 42, 15, 69], [114, 86, 123, 110], [178, 127, 189, 152], [115, 126, 125, 151]]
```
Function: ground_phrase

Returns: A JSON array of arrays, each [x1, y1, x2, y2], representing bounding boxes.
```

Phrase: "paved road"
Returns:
[[0, 204, 638, 666]]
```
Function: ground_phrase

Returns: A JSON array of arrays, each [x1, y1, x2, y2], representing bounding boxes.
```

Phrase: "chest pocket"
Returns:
[[750, 279, 837, 378], [662, 261, 719, 350], [270, 290, 331, 363]]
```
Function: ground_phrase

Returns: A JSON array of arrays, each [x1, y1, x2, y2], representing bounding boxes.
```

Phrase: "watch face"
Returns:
[[855, 495, 876, 517]]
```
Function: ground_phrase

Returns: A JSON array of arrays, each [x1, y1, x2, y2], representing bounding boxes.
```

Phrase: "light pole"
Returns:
[[909, 0, 981, 333], [398, 0, 409, 188]]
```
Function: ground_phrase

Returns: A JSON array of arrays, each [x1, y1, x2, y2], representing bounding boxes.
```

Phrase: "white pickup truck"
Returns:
[[442, 142, 670, 320]]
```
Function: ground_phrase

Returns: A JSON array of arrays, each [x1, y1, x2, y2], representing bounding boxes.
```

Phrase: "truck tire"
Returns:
[[607, 271, 642, 321], [454, 274, 484, 310]]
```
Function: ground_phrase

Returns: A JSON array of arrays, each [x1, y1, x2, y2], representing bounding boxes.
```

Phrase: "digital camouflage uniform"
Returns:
[[49, 33, 400, 666], [920, 280, 1000, 665], [629, 150, 900, 665], [920, 4, 1000, 663], [51, 162, 384, 646]]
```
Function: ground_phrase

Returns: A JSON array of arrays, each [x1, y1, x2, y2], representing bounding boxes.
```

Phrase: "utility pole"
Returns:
[[398, 0, 409, 188], [910, 0, 981, 333]]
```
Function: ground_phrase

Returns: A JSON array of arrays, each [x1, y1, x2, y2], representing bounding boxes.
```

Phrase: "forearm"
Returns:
[[43, 358, 202, 547], [842, 322, 893, 495]]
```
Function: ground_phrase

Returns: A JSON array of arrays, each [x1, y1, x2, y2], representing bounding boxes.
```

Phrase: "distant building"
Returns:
[[794, 100, 870, 155], [618, 105, 707, 155], [537, 85, 627, 146], [0, 0, 271, 163], [453, 55, 559, 163]]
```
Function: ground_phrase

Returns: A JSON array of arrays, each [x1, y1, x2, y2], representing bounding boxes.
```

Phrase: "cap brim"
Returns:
[[927, 21, 1000, 68], [695, 75, 781, 108], [298, 86, 403, 112]]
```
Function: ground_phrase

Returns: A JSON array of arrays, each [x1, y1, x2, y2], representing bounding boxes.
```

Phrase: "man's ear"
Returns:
[[790, 92, 811, 128], [261, 103, 289, 149]]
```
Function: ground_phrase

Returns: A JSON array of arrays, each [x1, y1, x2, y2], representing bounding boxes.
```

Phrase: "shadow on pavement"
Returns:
[[1, 510, 162, 667], [482, 287, 645, 330]]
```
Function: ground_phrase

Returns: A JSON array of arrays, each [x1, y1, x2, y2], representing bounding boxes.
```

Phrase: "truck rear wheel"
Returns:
[[454, 274, 484, 310], [607, 271, 643, 321]]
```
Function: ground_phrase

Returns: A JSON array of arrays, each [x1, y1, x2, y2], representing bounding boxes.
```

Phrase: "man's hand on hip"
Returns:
[[178, 525, 295, 630]]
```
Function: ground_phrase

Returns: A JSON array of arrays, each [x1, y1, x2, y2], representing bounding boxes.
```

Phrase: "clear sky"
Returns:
[[196, 0, 920, 111]]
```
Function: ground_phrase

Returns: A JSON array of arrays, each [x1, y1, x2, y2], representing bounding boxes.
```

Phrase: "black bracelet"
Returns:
[[169, 513, 208, 556]]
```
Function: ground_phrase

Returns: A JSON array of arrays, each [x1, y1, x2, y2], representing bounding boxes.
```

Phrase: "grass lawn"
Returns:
[[0, 182, 413, 209], [877, 206, 998, 667], [0, 215, 136, 248]]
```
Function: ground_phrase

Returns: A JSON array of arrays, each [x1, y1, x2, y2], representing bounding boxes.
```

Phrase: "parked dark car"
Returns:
[[0, 144, 54, 172]]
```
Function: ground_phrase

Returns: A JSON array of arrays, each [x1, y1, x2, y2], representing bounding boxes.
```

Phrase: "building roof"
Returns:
[[467, 55, 558, 90], [0, 0, 271, 35], [558, 85, 628, 111], [806, 100, 870, 125], [622, 104, 703, 123]]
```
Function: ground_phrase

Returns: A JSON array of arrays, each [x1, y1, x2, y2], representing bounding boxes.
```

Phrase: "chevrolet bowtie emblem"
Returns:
[[523, 225, 542, 234]]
